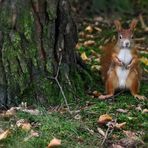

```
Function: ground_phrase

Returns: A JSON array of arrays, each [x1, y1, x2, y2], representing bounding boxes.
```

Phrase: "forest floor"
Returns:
[[0, 15, 148, 148]]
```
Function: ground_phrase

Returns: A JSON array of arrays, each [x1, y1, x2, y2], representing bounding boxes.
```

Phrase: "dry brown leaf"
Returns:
[[21, 109, 40, 115], [83, 40, 95, 46], [48, 138, 61, 148], [97, 114, 112, 124], [75, 43, 82, 49], [85, 25, 93, 33], [81, 52, 88, 61], [134, 37, 145, 42], [79, 31, 85, 38], [123, 130, 137, 139], [122, 130, 144, 146], [0, 129, 3, 133], [140, 57, 148, 66], [92, 90, 101, 98], [111, 144, 124, 148], [144, 68, 148, 74], [118, 138, 141, 147], [76, 136, 84, 143], [94, 58, 100, 63], [97, 127, 105, 137], [93, 16, 103, 22], [20, 102, 27, 109], [78, 38, 84, 42], [85, 101, 94, 106], [85, 34, 94, 39], [127, 117, 133, 120], [91, 65, 101, 71], [142, 108, 148, 114], [6, 107, 16, 116], [59, 107, 69, 114], [21, 123, 32, 131], [144, 27, 148, 32], [86, 128, 94, 135], [91, 50, 100, 58], [94, 27, 102, 32], [136, 46, 148, 51], [135, 105, 142, 111], [30, 130, 39, 137], [16, 119, 26, 127], [0, 107, 16, 118], [115, 122, 126, 129], [99, 45, 103, 49], [74, 114, 81, 120], [0, 130, 10, 140], [16, 119, 31, 131], [104, 38, 110, 44], [24, 130, 39, 141], [116, 109, 128, 113], [112, 134, 118, 139]]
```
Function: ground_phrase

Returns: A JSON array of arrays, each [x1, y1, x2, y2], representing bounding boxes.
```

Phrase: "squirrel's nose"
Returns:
[[124, 40, 130, 47], [126, 42, 129, 46]]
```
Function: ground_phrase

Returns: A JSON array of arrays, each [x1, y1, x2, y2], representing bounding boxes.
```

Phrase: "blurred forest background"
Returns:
[[71, 0, 148, 17]]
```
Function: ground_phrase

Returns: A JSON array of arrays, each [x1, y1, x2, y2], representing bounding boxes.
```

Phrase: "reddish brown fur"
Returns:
[[100, 19, 146, 100], [100, 40, 116, 81], [119, 29, 132, 38]]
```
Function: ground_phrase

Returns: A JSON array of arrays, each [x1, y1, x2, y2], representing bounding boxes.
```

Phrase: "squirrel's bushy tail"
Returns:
[[100, 41, 116, 81]]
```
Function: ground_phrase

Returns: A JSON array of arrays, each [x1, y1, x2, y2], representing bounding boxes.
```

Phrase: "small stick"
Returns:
[[55, 78, 71, 113], [109, 90, 124, 100], [101, 126, 110, 145], [101, 120, 116, 145], [0, 102, 8, 110], [52, 53, 71, 114]]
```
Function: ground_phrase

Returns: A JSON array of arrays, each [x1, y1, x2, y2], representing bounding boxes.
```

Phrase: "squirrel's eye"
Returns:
[[119, 35, 122, 39]]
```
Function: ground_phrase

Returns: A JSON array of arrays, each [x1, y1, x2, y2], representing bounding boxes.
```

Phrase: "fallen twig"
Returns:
[[101, 120, 116, 145], [109, 90, 125, 100], [0, 102, 8, 110], [101, 126, 110, 145], [51, 53, 71, 114]]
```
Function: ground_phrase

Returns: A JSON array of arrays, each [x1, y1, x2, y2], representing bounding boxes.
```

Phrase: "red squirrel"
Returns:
[[99, 19, 146, 100]]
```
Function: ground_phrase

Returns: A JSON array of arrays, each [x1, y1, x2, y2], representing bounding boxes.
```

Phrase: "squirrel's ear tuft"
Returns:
[[114, 20, 122, 31], [130, 19, 138, 31]]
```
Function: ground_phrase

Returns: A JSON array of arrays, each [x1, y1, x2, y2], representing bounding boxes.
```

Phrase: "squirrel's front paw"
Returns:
[[113, 57, 123, 66], [127, 63, 134, 69], [127, 58, 137, 69]]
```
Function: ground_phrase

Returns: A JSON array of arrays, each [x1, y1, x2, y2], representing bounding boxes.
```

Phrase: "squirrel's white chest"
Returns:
[[116, 67, 129, 88], [117, 48, 132, 65], [116, 49, 132, 88]]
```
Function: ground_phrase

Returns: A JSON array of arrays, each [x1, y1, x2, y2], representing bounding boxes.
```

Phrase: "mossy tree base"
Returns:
[[0, 0, 86, 108]]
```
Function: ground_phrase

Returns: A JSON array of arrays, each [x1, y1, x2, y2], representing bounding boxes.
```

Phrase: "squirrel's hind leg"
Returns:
[[99, 70, 118, 99], [126, 70, 146, 100]]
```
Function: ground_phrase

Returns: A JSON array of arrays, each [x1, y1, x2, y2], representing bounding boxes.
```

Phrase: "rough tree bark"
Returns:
[[0, 0, 84, 108]]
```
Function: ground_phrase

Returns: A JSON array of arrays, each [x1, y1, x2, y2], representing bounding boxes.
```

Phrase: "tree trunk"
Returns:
[[0, 0, 84, 108]]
